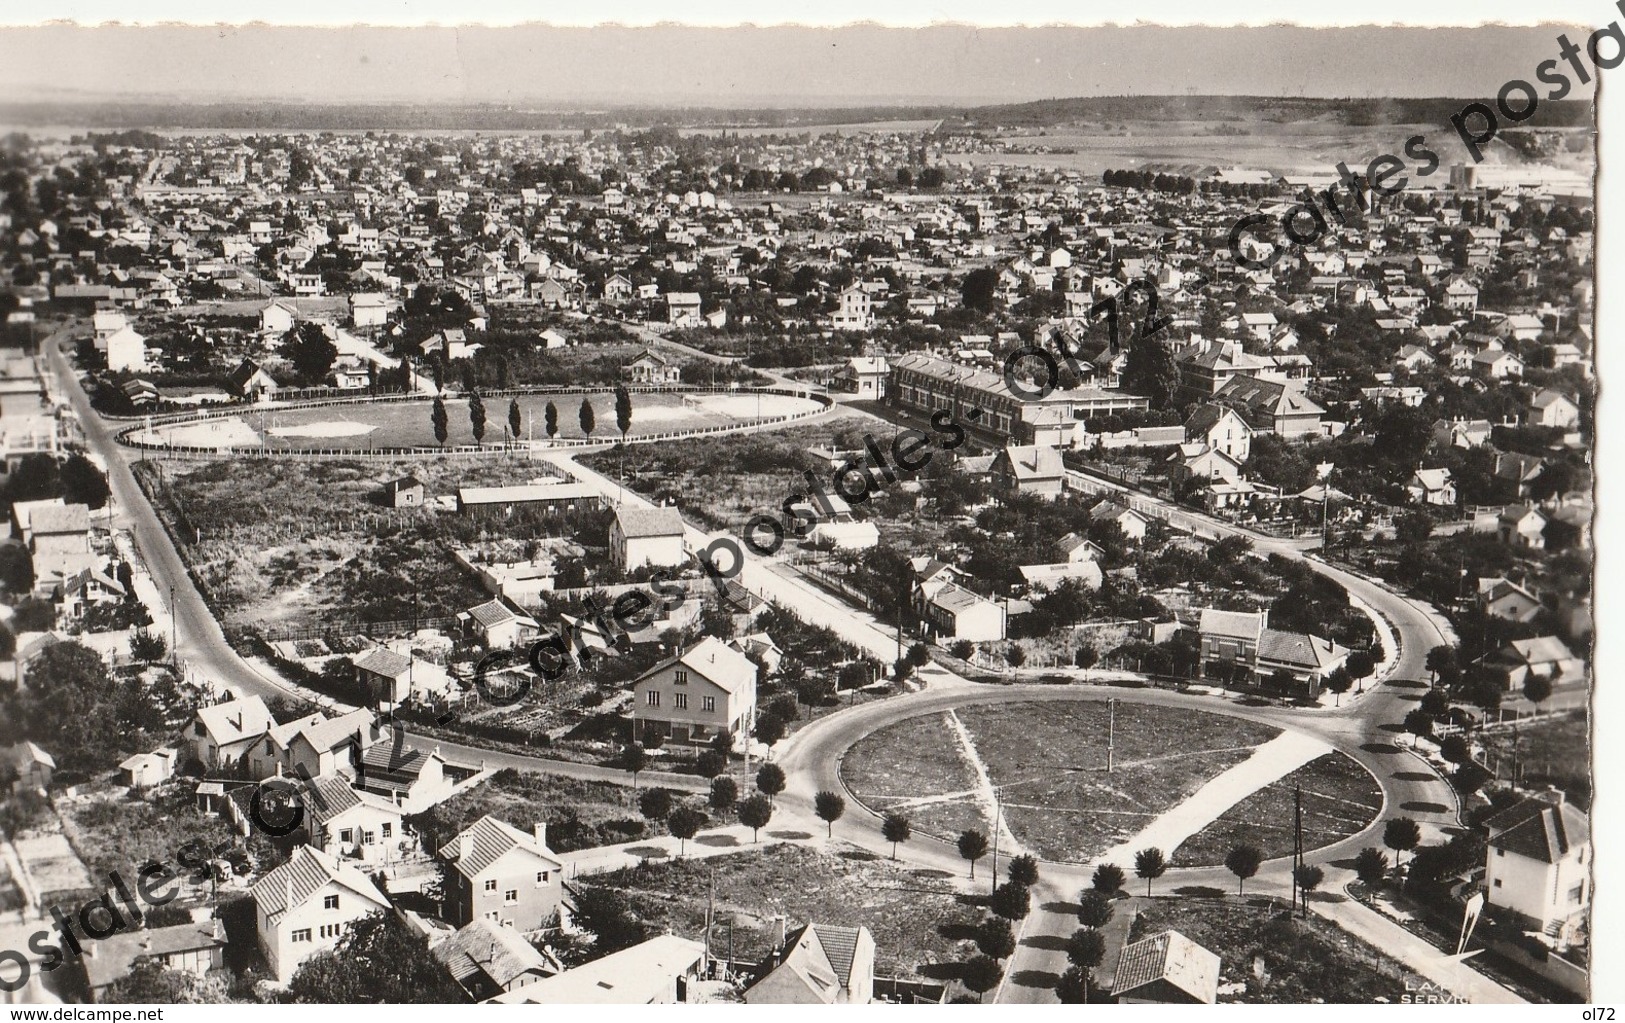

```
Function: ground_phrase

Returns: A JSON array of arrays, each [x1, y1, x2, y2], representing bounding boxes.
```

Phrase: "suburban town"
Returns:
[[0, 20, 1599, 1008]]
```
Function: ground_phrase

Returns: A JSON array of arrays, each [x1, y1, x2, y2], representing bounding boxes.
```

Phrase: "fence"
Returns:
[[260, 614, 460, 643], [112, 384, 835, 460]]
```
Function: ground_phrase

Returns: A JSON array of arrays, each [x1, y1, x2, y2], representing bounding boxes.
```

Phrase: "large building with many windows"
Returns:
[[888, 353, 1147, 445]]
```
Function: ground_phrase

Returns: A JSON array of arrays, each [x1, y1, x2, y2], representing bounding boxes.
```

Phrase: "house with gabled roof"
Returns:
[[919, 581, 1006, 643], [488, 933, 707, 1004], [182, 694, 274, 770], [433, 917, 560, 1001], [459, 598, 539, 649], [610, 505, 687, 572], [1405, 467, 1457, 506], [356, 736, 457, 813], [744, 922, 877, 1004], [1111, 930, 1220, 1004], [622, 347, 681, 385], [1486, 635, 1584, 691], [436, 815, 565, 932], [1477, 577, 1542, 623], [1089, 498, 1149, 542], [630, 635, 757, 746], [991, 444, 1065, 500], [1529, 389, 1581, 430], [246, 707, 379, 783], [82, 920, 228, 1002], [227, 358, 278, 402], [1483, 790, 1590, 938], [251, 845, 392, 983]]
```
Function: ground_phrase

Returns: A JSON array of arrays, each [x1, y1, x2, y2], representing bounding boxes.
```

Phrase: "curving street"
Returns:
[[42, 320, 1515, 1002]]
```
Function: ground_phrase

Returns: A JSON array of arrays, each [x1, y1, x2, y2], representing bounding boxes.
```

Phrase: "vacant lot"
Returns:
[[1481, 710, 1589, 808], [1126, 896, 1412, 1003], [407, 769, 674, 855], [56, 784, 238, 891], [1171, 753, 1384, 867], [843, 700, 1282, 862], [584, 843, 975, 978]]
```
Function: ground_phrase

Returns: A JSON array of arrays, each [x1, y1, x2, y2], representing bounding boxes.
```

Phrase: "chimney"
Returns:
[[1545, 786, 1565, 806], [140, 932, 152, 952], [459, 833, 473, 861], [533, 823, 548, 849]]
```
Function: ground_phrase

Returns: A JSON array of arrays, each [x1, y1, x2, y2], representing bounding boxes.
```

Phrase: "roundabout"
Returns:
[[837, 695, 1383, 869]]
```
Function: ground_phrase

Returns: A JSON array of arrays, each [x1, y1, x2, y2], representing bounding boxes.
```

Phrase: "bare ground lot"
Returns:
[[843, 701, 1281, 862], [1170, 753, 1384, 867], [1127, 895, 1412, 1003], [407, 769, 672, 855], [583, 843, 976, 979]]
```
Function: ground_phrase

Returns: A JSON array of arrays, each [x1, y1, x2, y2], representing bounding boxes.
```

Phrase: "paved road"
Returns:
[[48, 321, 1507, 1001]]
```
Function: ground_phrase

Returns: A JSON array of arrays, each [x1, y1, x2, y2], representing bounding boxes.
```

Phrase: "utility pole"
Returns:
[[1107, 697, 1116, 773], [1290, 784, 1304, 913], [990, 787, 1002, 891], [169, 585, 177, 665]]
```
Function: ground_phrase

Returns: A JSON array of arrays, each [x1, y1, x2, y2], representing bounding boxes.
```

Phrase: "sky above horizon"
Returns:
[[0, 24, 1594, 107]]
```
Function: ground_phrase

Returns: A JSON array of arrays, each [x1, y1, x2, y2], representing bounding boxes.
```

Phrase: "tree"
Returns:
[[976, 916, 1017, 959], [960, 267, 1000, 313], [1420, 688, 1450, 717], [1346, 649, 1376, 689], [508, 398, 521, 442], [814, 790, 845, 837], [579, 397, 595, 438], [1523, 674, 1553, 707], [615, 384, 633, 440], [1426, 645, 1460, 687], [1006, 645, 1027, 668], [1353, 847, 1390, 895], [667, 804, 706, 855], [0, 543, 33, 593], [906, 641, 932, 668], [1122, 335, 1181, 410], [755, 763, 787, 804], [59, 454, 110, 510], [961, 954, 1003, 1002], [544, 400, 559, 439], [1076, 889, 1114, 929], [1074, 645, 1099, 669], [709, 776, 738, 813], [881, 812, 911, 859], [1323, 666, 1353, 706], [1383, 817, 1422, 866], [1293, 863, 1324, 916], [430, 396, 449, 445], [1065, 926, 1106, 976], [468, 390, 487, 445], [1225, 844, 1262, 894], [738, 793, 773, 842], [989, 880, 1030, 921], [283, 322, 339, 386], [1091, 863, 1126, 894], [288, 911, 464, 1003], [696, 750, 728, 779], [949, 639, 975, 661], [1055, 966, 1096, 1004], [1403, 708, 1434, 746], [572, 886, 649, 955], [1395, 509, 1434, 544], [1134, 847, 1167, 897], [1008, 853, 1040, 887], [639, 786, 673, 823], [129, 628, 167, 663], [957, 828, 990, 880], [1439, 734, 1472, 765], [104, 958, 227, 1003], [622, 742, 649, 788], [754, 713, 788, 745]]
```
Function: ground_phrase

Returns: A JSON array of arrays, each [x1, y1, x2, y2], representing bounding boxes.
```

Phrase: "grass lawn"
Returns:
[[582, 843, 977, 979], [1171, 753, 1384, 867], [407, 768, 676, 855], [840, 712, 987, 842], [843, 701, 1282, 862], [963, 701, 1279, 863], [1127, 895, 1412, 1003]]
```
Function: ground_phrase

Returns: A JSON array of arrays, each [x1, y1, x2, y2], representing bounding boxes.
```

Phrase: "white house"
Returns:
[[1405, 467, 1457, 506], [1529, 389, 1581, 430], [349, 293, 390, 328], [631, 636, 757, 747], [103, 326, 147, 372], [251, 845, 392, 984], [1483, 791, 1589, 941], [610, 506, 687, 573], [182, 695, 274, 770], [831, 286, 875, 331]]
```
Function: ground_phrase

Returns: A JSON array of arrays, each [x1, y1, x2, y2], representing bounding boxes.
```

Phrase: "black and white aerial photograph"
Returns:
[[0, 0, 1611, 1009]]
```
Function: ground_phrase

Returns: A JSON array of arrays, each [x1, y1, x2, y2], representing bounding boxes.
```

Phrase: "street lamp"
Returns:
[[169, 585, 177, 665]]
